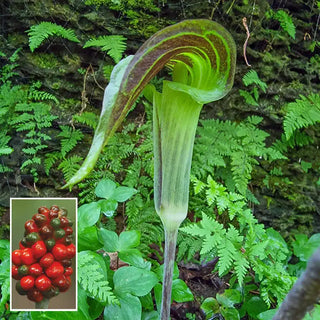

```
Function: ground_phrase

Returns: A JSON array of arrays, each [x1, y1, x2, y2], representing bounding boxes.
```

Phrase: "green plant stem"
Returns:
[[35, 298, 49, 309], [161, 226, 178, 320]]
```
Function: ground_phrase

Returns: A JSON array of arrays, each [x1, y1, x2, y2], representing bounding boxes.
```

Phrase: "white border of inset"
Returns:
[[10, 197, 78, 312]]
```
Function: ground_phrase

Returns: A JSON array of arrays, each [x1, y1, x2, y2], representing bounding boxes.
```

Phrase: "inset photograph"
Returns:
[[10, 198, 77, 311]]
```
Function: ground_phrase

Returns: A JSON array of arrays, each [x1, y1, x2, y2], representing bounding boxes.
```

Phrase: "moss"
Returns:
[[26, 52, 61, 70]]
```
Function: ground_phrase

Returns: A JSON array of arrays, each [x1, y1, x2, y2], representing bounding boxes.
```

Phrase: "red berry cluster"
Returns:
[[12, 205, 75, 303]]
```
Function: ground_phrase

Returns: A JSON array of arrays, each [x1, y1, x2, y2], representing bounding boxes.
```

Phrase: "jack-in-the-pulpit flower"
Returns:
[[63, 19, 236, 319]]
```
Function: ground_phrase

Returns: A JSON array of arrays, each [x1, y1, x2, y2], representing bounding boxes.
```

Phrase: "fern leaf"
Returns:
[[242, 70, 267, 93], [234, 253, 249, 285], [58, 155, 82, 181], [239, 90, 259, 106], [274, 10, 296, 39], [29, 89, 59, 103], [27, 22, 80, 52], [21, 157, 41, 170], [218, 240, 236, 275], [78, 251, 117, 304], [58, 126, 84, 157], [0, 147, 13, 155], [44, 152, 60, 175], [73, 111, 99, 129], [83, 35, 127, 63], [283, 93, 320, 139]]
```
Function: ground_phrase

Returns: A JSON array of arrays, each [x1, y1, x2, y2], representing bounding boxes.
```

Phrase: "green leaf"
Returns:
[[98, 199, 118, 217], [118, 230, 141, 251], [171, 279, 193, 302], [142, 311, 160, 320], [201, 297, 220, 318], [31, 310, 87, 320], [83, 35, 127, 63], [78, 287, 92, 320], [221, 307, 240, 320], [118, 249, 151, 270], [99, 228, 119, 252], [257, 309, 277, 320], [95, 179, 117, 199], [0, 240, 10, 260], [78, 202, 101, 230], [114, 266, 158, 297], [88, 296, 104, 320], [0, 147, 13, 155], [78, 226, 102, 252], [301, 160, 312, 173], [216, 289, 241, 308], [27, 22, 80, 52], [153, 283, 162, 312], [0, 278, 9, 314], [113, 186, 137, 202], [244, 296, 268, 317], [104, 293, 141, 320]]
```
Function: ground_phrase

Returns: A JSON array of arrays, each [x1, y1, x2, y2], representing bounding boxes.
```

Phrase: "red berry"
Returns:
[[27, 288, 43, 302], [32, 213, 48, 227], [66, 244, 76, 259], [20, 275, 35, 291], [31, 241, 47, 259], [50, 205, 60, 213], [39, 253, 54, 268], [12, 265, 22, 280], [29, 263, 43, 277], [38, 206, 50, 219], [35, 275, 52, 291], [64, 267, 73, 276], [39, 225, 53, 240], [52, 274, 70, 292], [49, 210, 59, 220], [52, 244, 67, 261], [24, 220, 39, 234], [20, 248, 36, 265], [64, 226, 73, 236], [12, 250, 22, 266], [60, 259, 72, 267], [19, 241, 26, 250], [45, 261, 64, 279], [59, 216, 70, 228]]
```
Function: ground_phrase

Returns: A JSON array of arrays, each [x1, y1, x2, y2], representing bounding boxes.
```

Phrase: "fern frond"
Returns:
[[78, 251, 117, 304], [218, 239, 237, 275], [234, 253, 249, 285], [58, 155, 83, 181], [242, 70, 267, 93], [29, 89, 58, 103], [73, 111, 99, 129], [44, 152, 60, 175], [27, 22, 80, 52], [58, 126, 84, 157], [83, 35, 127, 63], [21, 157, 41, 170], [274, 10, 296, 39], [283, 93, 320, 139], [0, 147, 13, 155]]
